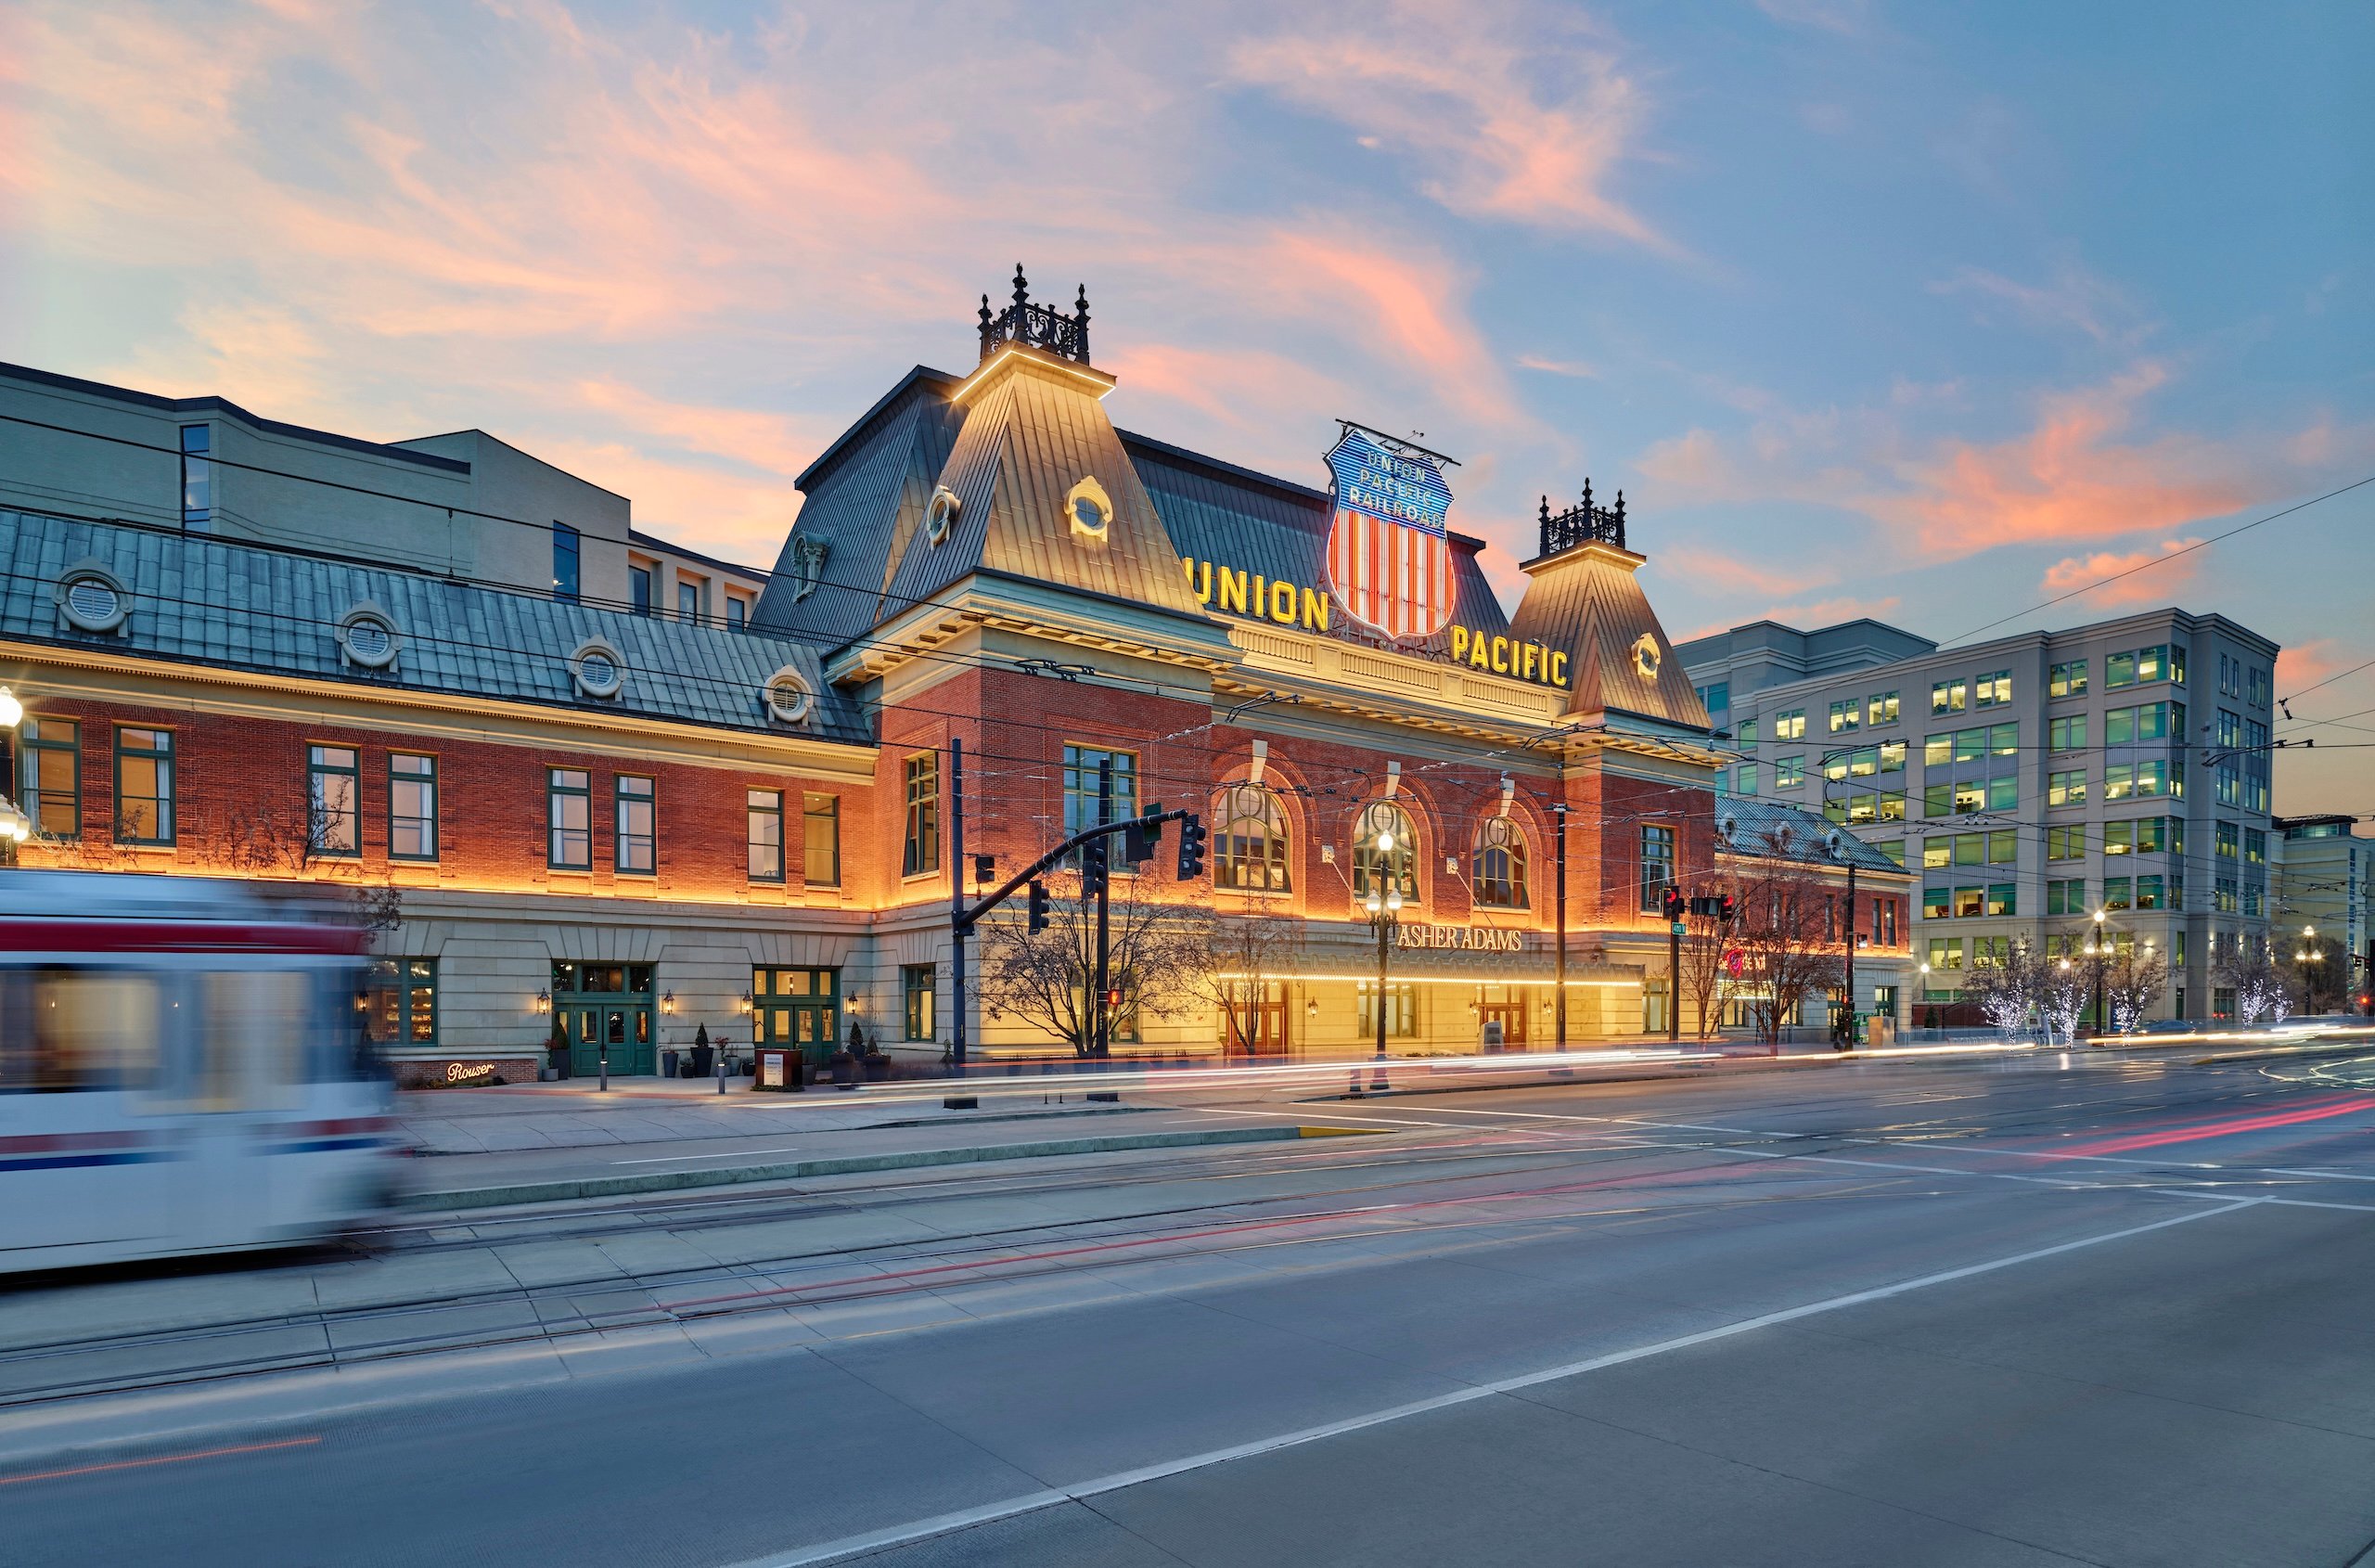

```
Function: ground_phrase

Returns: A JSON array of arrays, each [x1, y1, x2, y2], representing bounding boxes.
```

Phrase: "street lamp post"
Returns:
[[1357, 827, 1402, 1097], [2086, 907, 2111, 1036], [0, 686, 31, 854], [2294, 924, 2321, 1007]]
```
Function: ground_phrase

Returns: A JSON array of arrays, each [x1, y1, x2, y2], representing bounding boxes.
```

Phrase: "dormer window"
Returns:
[[922, 488, 960, 548], [1066, 476, 1112, 541]]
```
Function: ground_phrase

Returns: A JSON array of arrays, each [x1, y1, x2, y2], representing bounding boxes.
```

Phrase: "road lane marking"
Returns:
[[0, 1434, 320, 1487], [730, 1199, 2258, 1568]]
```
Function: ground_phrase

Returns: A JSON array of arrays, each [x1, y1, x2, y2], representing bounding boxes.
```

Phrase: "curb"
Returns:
[[401, 1125, 1349, 1213]]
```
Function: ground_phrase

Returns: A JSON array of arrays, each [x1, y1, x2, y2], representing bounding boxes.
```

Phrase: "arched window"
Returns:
[[1472, 816, 1529, 909], [1213, 782, 1290, 892], [1352, 800, 1417, 901]]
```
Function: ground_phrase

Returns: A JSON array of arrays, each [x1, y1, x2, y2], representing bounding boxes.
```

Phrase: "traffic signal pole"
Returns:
[[949, 737, 968, 1077], [1093, 759, 1113, 1060]]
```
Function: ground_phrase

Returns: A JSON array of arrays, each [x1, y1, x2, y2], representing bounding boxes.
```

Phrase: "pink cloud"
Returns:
[[1262, 228, 1523, 427], [1650, 543, 1833, 598], [1229, 7, 1664, 247], [572, 379, 831, 479], [1757, 594, 1904, 628], [2037, 539, 2202, 608]]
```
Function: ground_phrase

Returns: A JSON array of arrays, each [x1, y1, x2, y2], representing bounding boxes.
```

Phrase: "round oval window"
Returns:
[[577, 652, 618, 691], [345, 619, 392, 662], [66, 578, 120, 625], [1073, 497, 1104, 531]]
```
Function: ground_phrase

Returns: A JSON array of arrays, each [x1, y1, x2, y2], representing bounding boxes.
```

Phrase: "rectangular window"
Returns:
[[1736, 716, 1759, 746], [1986, 775, 2017, 812], [2215, 762, 2240, 806], [1922, 840, 1951, 870], [19, 716, 80, 838], [1954, 832, 1984, 868], [114, 726, 174, 844], [629, 565, 653, 615], [2104, 819, 2134, 855], [389, 753, 437, 861], [1924, 733, 1950, 768], [903, 752, 941, 877], [2216, 708, 2242, 749], [1773, 709, 1806, 740], [2104, 707, 2134, 746], [2135, 644, 2175, 684], [2135, 875, 2164, 911], [1878, 790, 1906, 821], [2215, 877, 2238, 913], [1986, 883, 2016, 918], [2048, 660, 2087, 699], [1876, 841, 1906, 868], [1931, 678, 1967, 715], [1974, 671, 2011, 707], [2134, 759, 2168, 798], [547, 767, 590, 869], [1848, 746, 1878, 778], [1878, 740, 1906, 774], [2104, 763, 2133, 802], [802, 793, 841, 887], [179, 424, 212, 529], [1972, 935, 2011, 969], [1638, 824, 1675, 912], [2244, 829, 2266, 866], [901, 964, 936, 1042], [747, 788, 784, 882], [1696, 680, 1730, 713], [1825, 797, 1849, 826], [1955, 728, 1985, 764], [1954, 781, 1983, 814], [1988, 722, 2018, 756], [1868, 690, 1900, 726], [2049, 714, 2086, 752], [1923, 886, 1951, 920], [1988, 830, 2019, 864], [1062, 745, 1139, 864], [307, 745, 360, 856], [1773, 755, 1804, 789], [677, 580, 702, 625], [1927, 937, 1964, 970], [2215, 821, 2239, 859], [1356, 981, 1419, 1038], [727, 596, 747, 631], [614, 776, 655, 874], [1734, 762, 1758, 795], [2048, 825, 2085, 860], [2048, 769, 2086, 808], [2047, 879, 2086, 916], [2103, 876, 2132, 912], [1923, 782, 1952, 818], [2136, 701, 2172, 742], [364, 958, 439, 1047], [553, 523, 581, 603], [1829, 699, 1859, 734], [2106, 650, 2136, 688]]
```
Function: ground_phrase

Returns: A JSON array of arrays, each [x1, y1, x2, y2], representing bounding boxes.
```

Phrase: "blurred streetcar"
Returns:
[[0, 870, 403, 1273]]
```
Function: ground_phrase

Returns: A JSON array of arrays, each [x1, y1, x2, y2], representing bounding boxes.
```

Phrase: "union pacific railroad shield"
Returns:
[[1323, 425, 1457, 641]]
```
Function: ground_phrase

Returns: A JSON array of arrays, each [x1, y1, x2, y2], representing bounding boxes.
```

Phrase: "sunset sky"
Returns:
[[1, 1, 2369, 810]]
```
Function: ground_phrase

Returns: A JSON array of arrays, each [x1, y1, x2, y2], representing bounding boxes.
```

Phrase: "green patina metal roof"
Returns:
[[0, 508, 871, 746]]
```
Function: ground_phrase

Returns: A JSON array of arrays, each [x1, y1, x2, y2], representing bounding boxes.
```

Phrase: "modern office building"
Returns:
[[0, 360, 769, 626], [1679, 609, 2282, 1022], [2273, 816, 2374, 1010]]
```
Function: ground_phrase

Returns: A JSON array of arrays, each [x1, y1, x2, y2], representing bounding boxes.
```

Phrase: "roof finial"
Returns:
[[1012, 263, 1030, 310]]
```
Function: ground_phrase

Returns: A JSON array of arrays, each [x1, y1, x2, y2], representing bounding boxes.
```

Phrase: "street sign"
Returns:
[[1670, 920, 1688, 936]]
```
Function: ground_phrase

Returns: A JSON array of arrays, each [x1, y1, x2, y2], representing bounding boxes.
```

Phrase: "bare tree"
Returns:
[[1727, 838, 1844, 1045], [1200, 913, 1303, 1054], [2038, 955, 2092, 1044], [2104, 947, 2171, 1034], [2216, 942, 2292, 1025], [975, 868, 1214, 1056], [2286, 934, 2353, 1016], [1964, 940, 2045, 1036], [1675, 874, 1745, 1039]]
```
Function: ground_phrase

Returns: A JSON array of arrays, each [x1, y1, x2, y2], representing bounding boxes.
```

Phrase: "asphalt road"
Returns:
[[9, 1049, 2375, 1567]]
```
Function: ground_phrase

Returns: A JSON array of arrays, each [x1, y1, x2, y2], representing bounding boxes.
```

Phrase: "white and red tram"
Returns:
[[0, 871, 404, 1273]]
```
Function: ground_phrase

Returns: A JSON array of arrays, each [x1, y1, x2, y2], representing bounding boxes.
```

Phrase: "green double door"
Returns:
[[753, 967, 840, 1065], [554, 961, 658, 1077]]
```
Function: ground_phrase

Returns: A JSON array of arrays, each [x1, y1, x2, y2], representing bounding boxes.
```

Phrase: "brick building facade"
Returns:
[[0, 276, 1911, 1075]]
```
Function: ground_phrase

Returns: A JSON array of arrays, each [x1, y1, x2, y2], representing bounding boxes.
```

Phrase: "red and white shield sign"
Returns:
[[1327, 506, 1456, 641]]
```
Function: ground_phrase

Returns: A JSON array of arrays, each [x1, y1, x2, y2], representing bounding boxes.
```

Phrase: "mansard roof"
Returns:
[[1, 508, 869, 745]]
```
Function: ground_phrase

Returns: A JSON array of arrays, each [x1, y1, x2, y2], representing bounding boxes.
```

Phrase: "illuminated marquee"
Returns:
[[1396, 925, 1532, 953], [1182, 555, 1568, 690]]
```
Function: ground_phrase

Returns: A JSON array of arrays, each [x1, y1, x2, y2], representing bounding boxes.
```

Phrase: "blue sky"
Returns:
[[1, 0, 2369, 808]]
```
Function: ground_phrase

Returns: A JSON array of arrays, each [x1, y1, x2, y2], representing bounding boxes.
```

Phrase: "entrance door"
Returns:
[[1220, 982, 1288, 1057], [1478, 985, 1528, 1050], [552, 962, 657, 1076], [754, 967, 840, 1065]]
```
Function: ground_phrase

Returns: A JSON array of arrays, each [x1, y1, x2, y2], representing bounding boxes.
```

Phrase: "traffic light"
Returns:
[[1175, 813, 1207, 880], [1104, 987, 1123, 1009], [1123, 804, 1165, 865], [1025, 880, 1050, 932], [1717, 892, 1737, 925], [1661, 883, 1685, 921], [972, 854, 996, 887]]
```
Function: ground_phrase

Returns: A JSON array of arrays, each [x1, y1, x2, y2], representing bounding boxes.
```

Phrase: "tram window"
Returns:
[[199, 971, 306, 1111], [6, 970, 163, 1092]]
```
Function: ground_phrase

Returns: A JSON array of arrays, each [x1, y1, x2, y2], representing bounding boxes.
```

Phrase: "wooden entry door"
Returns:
[[1478, 989, 1529, 1049], [1220, 981, 1289, 1057]]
